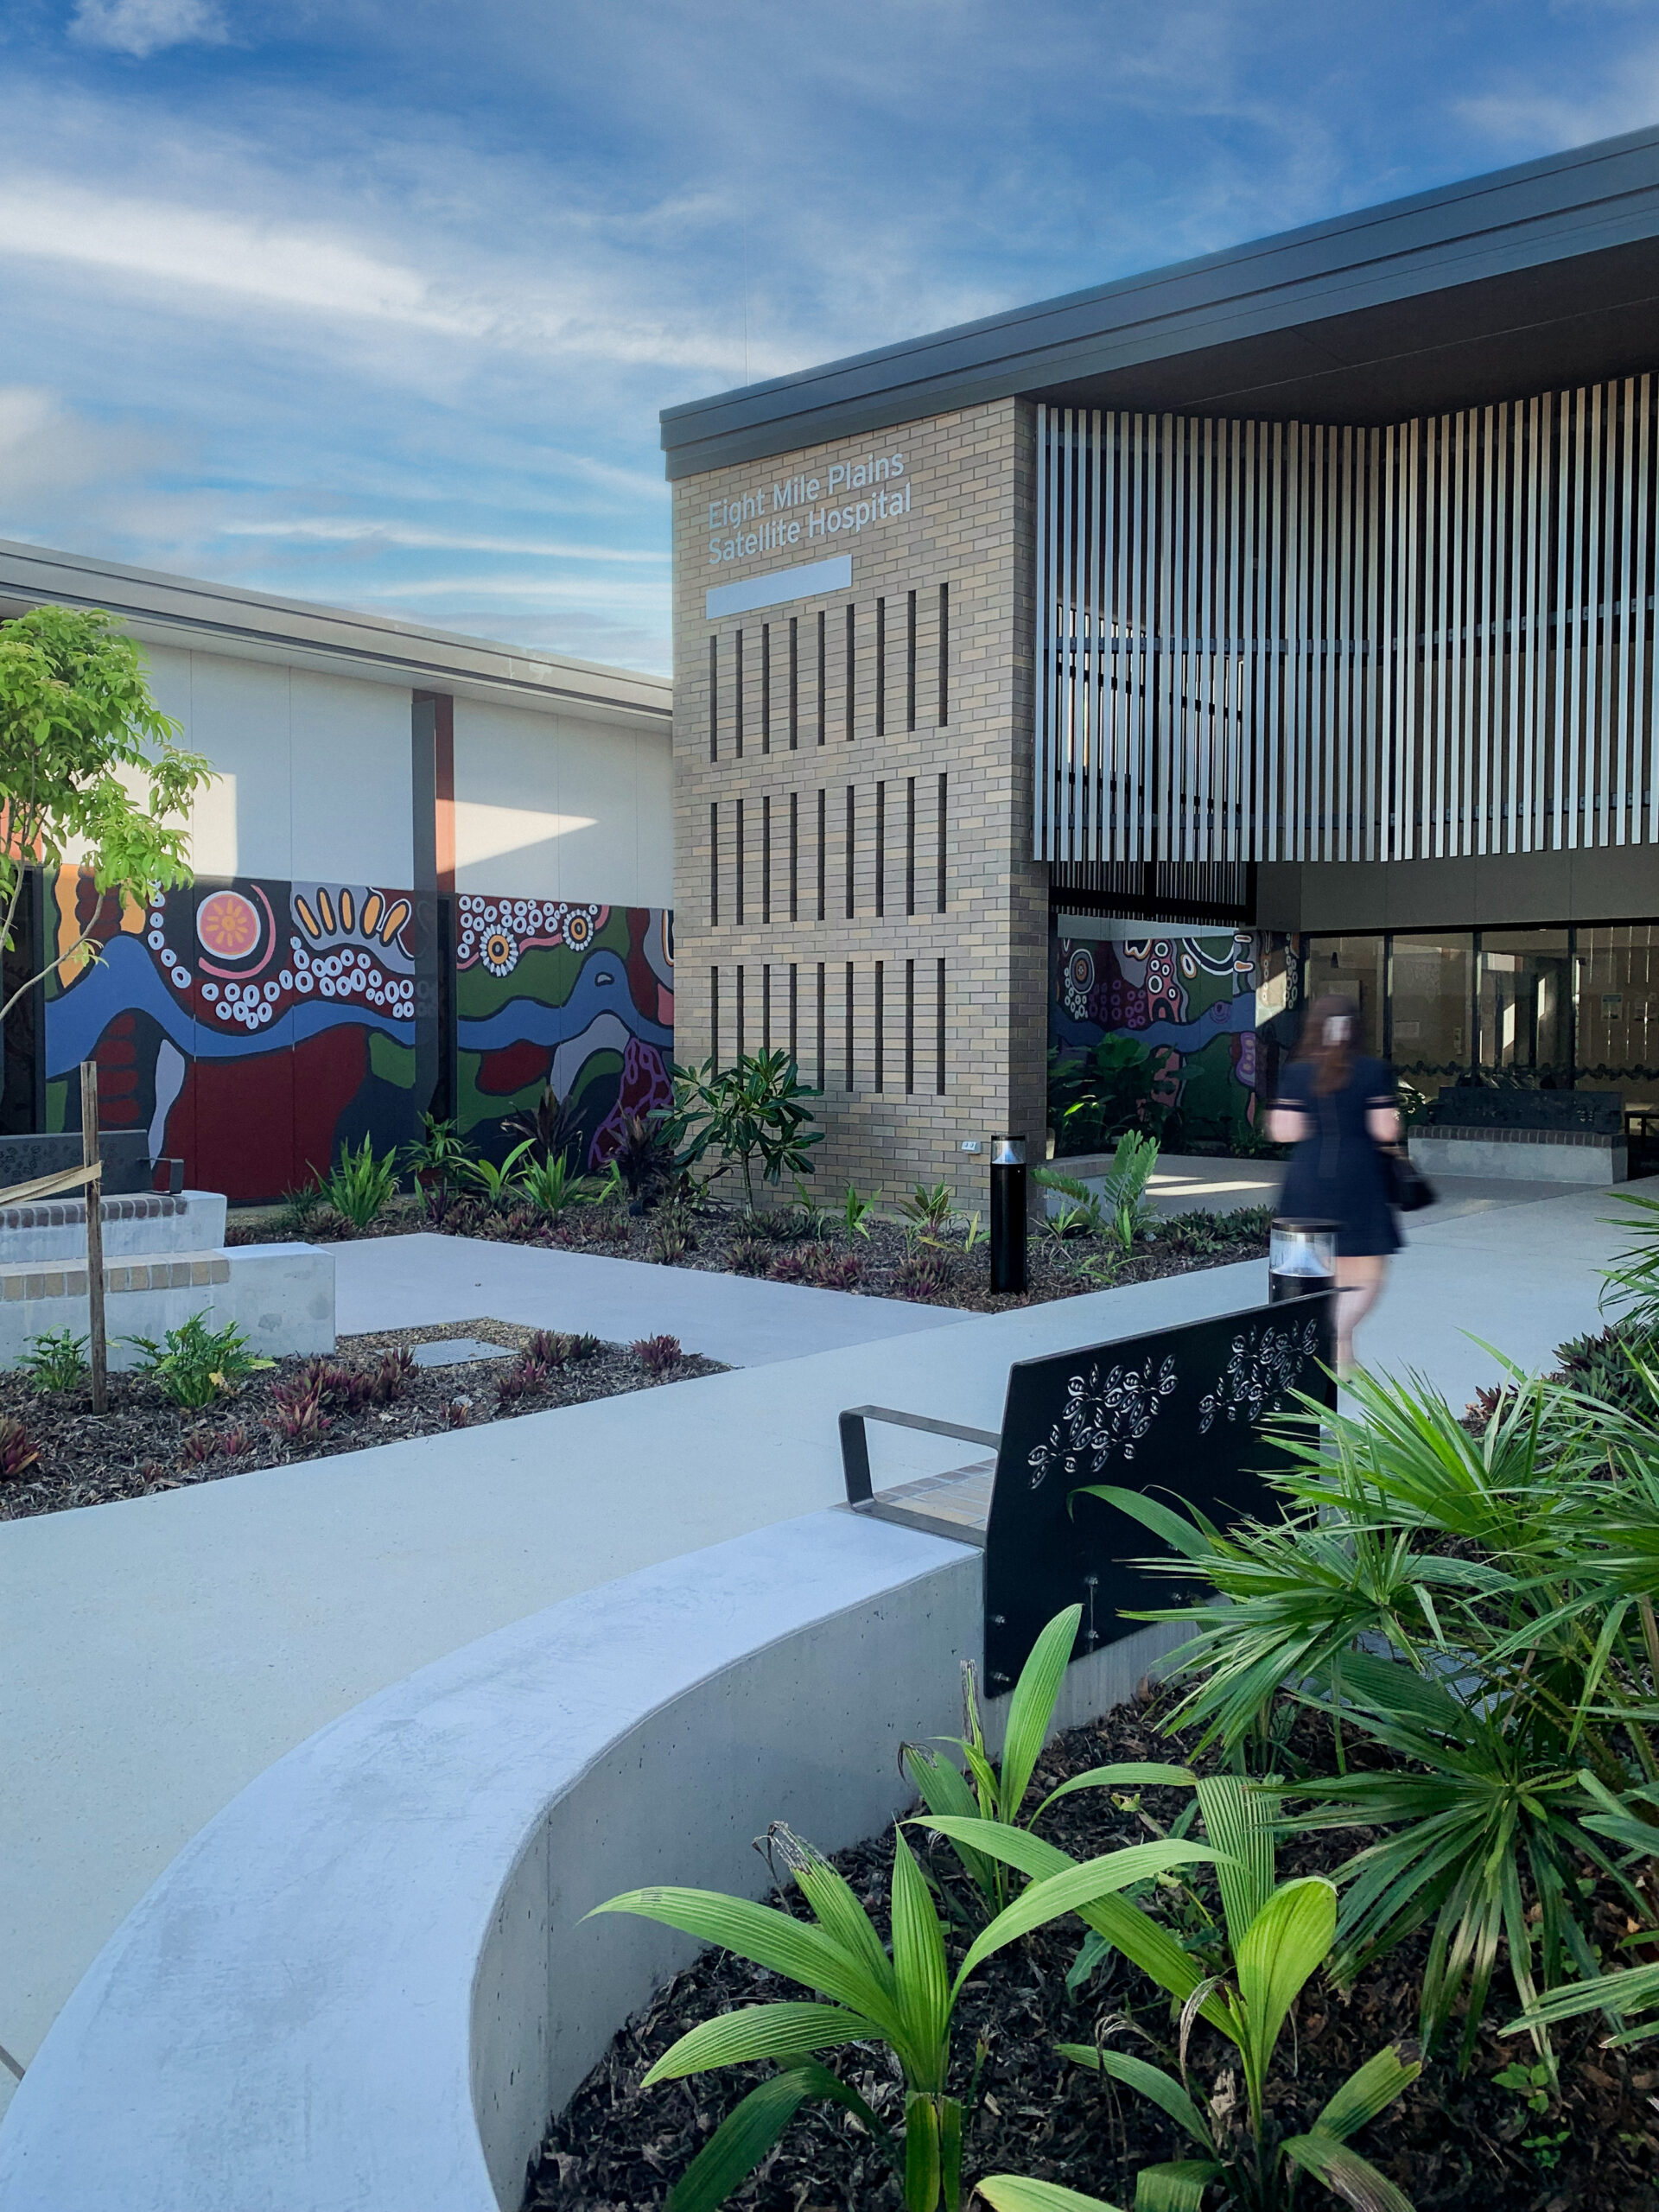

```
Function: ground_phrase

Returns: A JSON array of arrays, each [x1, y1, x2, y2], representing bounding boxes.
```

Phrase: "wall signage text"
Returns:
[[708, 450, 911, 565]]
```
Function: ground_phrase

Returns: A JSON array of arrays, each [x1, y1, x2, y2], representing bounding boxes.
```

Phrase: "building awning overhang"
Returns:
[[661, 125, 1659, 480]]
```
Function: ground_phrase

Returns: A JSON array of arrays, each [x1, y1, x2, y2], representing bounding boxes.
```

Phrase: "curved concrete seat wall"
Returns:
[[0, 1510, 1180, 2212]]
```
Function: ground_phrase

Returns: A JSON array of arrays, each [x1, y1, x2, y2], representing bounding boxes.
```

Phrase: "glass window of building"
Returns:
[[1576, 925, 1659, 1113], [1300, 937, 1386, 1055], [1477, 928, 1572, 1084], [1388, 935, 1472, 1089]]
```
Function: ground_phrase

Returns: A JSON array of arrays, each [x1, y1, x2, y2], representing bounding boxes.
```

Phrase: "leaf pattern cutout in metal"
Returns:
[[1027, 1353, 1179, 1489], [1198, 1316, 1321, 1434]]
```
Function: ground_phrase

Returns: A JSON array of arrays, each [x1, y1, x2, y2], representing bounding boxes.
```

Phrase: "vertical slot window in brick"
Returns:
[[906, 776, 916, 915], [734, 630, 744, 758], [710, 966, 720, 1064], [874, 781, 886, 918], [816, 962, 827, 1090], [874, 961, 885, 1092], [708, 635, 718, 761], [762, 963, 772, 1052], [709, 801, 719, 926], [938, 582, 949, 726], [817, 789, 827, 920], [875, 598, 887, 739], [817, 610, 827, 746], [844, 605, 855, 741], [760, 624, 771, 753], [788, 963, 798, 1060], [788, 617, 798, 751], [735, 964, 746, 1059], [935, 960, 946, 1094], [844, 785, 855, 918], [734, 798, 746, 925], [843, 961, 855, 1092], [905, 960, 916, 1093], [761, 796, 772, 925], [789, 790, 799, 921], [936, 772, 948, 912], [906, 588, 917, 732]]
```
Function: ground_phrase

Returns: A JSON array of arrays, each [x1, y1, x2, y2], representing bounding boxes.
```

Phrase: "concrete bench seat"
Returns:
[[0, 1510, 1175, 2212]]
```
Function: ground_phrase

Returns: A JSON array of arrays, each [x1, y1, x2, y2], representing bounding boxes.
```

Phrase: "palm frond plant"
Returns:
[[1092, 1357, 1659, 2067], [902, 1605, 1085, 1911], [1597, 1187, 1659, 1338], [931, 1773, 1421, 2212], [590, 1821, 1220, 2212]]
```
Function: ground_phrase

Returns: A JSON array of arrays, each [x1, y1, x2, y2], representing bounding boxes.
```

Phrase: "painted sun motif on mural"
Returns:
[[197, 890, 261, 959], [456, 896, 604, 976]]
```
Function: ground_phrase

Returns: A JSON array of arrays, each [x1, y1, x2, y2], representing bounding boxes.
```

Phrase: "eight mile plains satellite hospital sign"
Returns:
[[704, 448, 913, 620]]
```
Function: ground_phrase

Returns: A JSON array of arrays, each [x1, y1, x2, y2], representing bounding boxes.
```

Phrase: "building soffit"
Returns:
[[661, 124, 1659, 479], [0, 538, 671, 735]]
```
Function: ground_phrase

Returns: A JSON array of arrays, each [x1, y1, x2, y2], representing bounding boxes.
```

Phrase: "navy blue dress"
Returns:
[[1274, 1053, 1401, 1257]]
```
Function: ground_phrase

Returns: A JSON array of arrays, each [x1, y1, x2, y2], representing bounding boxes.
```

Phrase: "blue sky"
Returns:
[[1, 2, 1656, 675]]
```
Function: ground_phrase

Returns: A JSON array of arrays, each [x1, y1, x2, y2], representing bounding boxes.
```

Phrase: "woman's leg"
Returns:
[[1334, 1255, 1389, 1376]]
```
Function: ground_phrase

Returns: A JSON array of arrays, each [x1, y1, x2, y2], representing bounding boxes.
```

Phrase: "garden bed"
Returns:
[[228, 1195, 1275, 1313], [528, 1688, 1659, 2212], [0, 1319, 726, 1522]]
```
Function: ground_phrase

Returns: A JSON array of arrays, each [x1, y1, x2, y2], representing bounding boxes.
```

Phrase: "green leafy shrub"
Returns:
[[518, 1151, 602, 1218], [667, 1050, 824, 1213], [1047, 1036, 1161, 1158], [403, 1116, 473, 1218], [455, 1137, 536, 1210], [842, 1181, 880, 1238], [318, 1134, 402, 1230], [20, 1327, 89, 1392], [130, 1313, 272, 1408]]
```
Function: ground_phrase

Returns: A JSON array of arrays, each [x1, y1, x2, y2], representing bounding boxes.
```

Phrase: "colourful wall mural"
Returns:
[[42, 868, 673, 1203], [454, 893, 674, 1169], [1050, 929, 1262, 1151]]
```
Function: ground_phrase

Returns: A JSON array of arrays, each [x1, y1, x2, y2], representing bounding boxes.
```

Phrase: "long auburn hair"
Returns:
[[1291, 993, 1360, 1096]]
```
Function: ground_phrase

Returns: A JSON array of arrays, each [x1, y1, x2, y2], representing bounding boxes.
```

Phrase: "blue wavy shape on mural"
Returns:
[[456, 951, 671, 1054], [1051, 1000, 1255, 1057], [45, 933, 411, 1075]]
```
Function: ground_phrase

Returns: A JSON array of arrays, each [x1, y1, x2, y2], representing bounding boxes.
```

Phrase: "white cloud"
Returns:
[[68, 0, 226, 60], [0, 385, 169, 506], [215, 518, 670, 562], [1453, 45, 1659, 149]]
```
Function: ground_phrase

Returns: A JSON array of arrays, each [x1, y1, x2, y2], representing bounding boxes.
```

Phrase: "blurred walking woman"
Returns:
[[1266, 994, 1402, 1376]]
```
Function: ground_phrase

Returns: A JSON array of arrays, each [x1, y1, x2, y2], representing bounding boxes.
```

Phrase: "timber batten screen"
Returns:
[[1034, 383, 1659, 868]]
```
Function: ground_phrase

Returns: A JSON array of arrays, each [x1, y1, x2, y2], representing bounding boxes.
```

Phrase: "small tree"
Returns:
[[668, 1049, 823, 1214], [0, 606, 215, 1020]]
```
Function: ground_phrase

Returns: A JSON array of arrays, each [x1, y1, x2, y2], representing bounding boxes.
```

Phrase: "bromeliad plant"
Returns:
[[933, 1772, 1421, 2212], [591, 1821, 1220, 2212]]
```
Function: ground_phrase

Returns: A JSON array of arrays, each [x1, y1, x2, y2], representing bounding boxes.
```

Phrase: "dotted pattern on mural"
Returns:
[[455, 896, 604, 978]]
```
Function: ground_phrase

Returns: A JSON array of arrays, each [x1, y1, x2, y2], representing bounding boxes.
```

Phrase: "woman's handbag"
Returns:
[[1384, 1145, 1436, 1212]]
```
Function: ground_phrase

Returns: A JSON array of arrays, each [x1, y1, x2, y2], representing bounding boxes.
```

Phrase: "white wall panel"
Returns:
[[175, 653, 295, 880], [289, 670, 412, 886], [453, 701, 671, 907]]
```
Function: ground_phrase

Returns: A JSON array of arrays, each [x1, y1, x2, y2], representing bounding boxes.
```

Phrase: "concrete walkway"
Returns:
[[333, 1232, 960, 1365], [0, 1173, 1646, 2119]]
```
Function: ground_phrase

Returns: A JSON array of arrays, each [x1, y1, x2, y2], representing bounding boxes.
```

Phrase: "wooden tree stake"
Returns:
[[79, 1058, 107, 1414]]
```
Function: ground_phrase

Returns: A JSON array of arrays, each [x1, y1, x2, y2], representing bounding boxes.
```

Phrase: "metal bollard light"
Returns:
[[989, 1134, 1027, 1294], [1268, 1217, 1339, 1303]]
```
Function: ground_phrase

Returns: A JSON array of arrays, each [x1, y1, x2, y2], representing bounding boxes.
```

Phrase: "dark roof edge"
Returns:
[[660, 123, 1659, 481]]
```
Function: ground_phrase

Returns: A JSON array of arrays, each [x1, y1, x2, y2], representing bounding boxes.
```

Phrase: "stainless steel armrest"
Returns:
[[838, 1403, 1001, 1506]]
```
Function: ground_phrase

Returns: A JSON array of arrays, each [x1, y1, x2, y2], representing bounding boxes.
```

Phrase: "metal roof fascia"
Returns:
[[660, 129, 1659, 478], [0, 540, 671, 724]]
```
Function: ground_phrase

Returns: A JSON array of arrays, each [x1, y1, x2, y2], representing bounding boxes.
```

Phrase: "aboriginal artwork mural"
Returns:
[[1050, 929, 1262, 1148], [41, 868, 673, 1203], [454, 894, 674, 1169]]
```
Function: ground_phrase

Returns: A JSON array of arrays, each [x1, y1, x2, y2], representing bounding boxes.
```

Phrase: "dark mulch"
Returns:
[[528, 1692, 1659, 2212], [229, 1196, 1274, 1316], [0, 1320, 726, 1521]]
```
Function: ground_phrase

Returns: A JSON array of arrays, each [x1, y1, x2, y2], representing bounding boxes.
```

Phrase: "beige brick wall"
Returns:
[[672, 398, 1048, 1209]]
